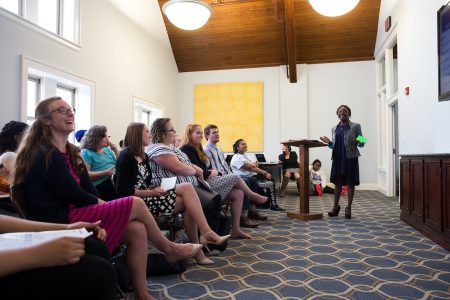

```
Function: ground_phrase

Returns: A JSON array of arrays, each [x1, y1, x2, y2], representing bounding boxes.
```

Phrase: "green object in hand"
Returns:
[[356, 135, 367, 143]]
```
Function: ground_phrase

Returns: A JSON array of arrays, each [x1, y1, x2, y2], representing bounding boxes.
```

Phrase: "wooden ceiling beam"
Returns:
[[284, 0, 297, 83]]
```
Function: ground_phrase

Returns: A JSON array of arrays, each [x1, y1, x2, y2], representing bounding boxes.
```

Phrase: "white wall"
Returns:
[[0, 0, 178, 141], [176, 61, 377, 188], [376, 0, 450, 155]]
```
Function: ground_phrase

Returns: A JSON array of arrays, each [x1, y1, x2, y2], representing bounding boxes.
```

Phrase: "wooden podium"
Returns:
[[281, 139, 328, 221]]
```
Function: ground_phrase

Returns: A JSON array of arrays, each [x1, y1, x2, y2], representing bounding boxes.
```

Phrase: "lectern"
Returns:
[[281, 139, 328, 221]]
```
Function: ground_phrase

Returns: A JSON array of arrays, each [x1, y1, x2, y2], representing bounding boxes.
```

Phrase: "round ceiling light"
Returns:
[[308, 0, 360, 17], [162, 0, 212, 30]]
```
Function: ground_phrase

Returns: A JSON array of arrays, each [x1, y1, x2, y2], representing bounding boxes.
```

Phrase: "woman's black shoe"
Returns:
[[327, 205, 341, 217], [345, 207, 351, 219]]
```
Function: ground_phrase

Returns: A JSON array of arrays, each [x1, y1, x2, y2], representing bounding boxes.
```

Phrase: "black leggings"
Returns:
[[0, 236, 117, 300]]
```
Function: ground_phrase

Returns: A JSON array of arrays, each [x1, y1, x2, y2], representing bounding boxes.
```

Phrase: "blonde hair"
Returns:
[[181, 124, 209, 162]]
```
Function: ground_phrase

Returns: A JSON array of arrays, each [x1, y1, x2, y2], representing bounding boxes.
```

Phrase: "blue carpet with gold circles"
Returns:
[[146, 191, 450, 299]]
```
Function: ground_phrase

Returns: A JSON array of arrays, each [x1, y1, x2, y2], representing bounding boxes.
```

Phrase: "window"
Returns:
[[56, 84, 76, 108], [26, 76, 40, 125], [21, 56, 95, 142], [133, 97, 163, 129], [0, 0, 79, 46]]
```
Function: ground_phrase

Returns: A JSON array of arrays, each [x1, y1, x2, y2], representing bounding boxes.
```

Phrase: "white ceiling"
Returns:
[[108, 0, 171, 48]]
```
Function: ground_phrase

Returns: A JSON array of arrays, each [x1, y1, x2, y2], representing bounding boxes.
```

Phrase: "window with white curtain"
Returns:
[[0, 0, 79, 45]]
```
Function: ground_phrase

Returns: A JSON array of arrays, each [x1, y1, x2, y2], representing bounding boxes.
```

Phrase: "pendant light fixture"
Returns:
[[162, 0, 212, 30], [308, 0, 360, 17]]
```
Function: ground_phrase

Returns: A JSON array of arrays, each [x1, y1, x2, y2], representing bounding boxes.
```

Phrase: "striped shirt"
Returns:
[[203, 141, 232, 175], [146, 143, 198, 186]]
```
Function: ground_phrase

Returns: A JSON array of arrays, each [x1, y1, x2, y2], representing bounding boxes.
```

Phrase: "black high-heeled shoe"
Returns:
[[328, 205, 341, 217], [345, 207, 351, 219]]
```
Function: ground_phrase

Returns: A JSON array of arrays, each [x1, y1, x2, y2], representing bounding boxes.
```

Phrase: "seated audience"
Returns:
[[0, 215, 116, 300], [80, 125, 119, 200], [180, 124, 269, 238], [115, 122, 230, 264], [309, 159, 335, 196], [278, 144, 300, 197], [146, 118, 265, 239], [231, 139, 284, 211], [14, 96, 202, 300], [203, 124, 266, 226]]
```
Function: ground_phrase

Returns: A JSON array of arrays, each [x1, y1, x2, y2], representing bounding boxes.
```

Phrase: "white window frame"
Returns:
[[26, 75, 41, 124], [375, 23, 399, 197], [0, 0, 81, 50], [132, 96, 164, 129], [20, 55, 95, 142]]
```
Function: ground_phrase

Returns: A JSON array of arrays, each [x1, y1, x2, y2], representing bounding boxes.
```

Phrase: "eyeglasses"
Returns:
[[50, 107, 76, 115]]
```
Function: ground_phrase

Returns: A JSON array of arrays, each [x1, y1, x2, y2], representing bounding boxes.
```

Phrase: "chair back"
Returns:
[[10, 184, 28, 219]]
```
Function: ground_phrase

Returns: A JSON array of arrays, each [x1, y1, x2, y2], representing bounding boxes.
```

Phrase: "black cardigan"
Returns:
[[115, 148, 152, 197], [24, 148, 98, 223], [179, 144, 212, 179], [278, 151, 299, 170]]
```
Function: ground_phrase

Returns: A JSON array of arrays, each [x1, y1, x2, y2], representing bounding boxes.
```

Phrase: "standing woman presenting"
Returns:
[[320, 105, 365, 219]]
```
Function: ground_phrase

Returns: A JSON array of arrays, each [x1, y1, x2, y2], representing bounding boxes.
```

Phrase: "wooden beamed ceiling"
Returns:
[[158, 0, 381, 74]]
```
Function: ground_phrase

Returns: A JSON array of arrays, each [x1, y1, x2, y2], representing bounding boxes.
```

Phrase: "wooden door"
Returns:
[[424, 158, 442, 231]]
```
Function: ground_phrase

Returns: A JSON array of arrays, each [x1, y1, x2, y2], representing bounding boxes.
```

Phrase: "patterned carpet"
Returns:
[[144, 191, 450, 300]]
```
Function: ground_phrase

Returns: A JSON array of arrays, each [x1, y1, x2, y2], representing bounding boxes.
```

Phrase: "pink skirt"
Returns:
[[68, 197, 133, 254]]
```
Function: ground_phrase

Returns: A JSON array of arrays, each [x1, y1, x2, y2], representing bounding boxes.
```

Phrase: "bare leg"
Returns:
[[122, 221, 155, 300], [234, 178, 267, 204], [173, 183, 222, 242], [127, 197, 201, 259], [228, 189, 251, 239]]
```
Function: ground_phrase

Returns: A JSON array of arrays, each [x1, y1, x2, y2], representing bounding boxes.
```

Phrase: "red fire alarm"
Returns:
[[385, 16, 391, 32], [404, 86, 410, 96]]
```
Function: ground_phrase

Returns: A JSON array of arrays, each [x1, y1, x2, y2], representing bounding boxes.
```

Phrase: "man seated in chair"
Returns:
[[203, 124, 267, 226]]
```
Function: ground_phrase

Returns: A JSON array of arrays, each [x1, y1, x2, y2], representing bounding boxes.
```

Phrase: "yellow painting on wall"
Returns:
[[194, 82, 263, 152]]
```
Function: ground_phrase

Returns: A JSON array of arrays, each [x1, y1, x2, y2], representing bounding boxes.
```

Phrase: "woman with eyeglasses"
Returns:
[[147, 119, 268, 239], [116, 122, 230, 265], [14, 97, 202, 300], [80, 125, 119, 201]]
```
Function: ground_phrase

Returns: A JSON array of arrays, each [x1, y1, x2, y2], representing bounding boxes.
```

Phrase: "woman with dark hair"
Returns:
[[180, 124, 269, 239], [320, 104, 365, 219], [80, 125, 119, 200], [278, 144, 300, 197], [0, 121, 28, 186], [116, 122, 230, 264], [231, 139, 284, 211], [14, 97, 202, 300]]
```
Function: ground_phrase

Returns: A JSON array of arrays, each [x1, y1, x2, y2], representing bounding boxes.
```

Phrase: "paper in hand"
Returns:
[[0, 228, 92, 251], [160, 177, 177, 191]]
